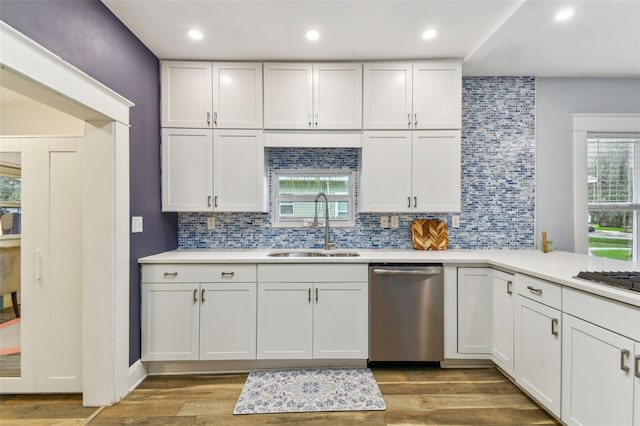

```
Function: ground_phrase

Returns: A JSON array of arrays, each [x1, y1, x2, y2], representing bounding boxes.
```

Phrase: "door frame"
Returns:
[[0, 22, 133, 405]]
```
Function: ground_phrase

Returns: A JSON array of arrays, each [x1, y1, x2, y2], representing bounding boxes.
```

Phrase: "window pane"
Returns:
[[587, 138, 634, 204], [588, 210, 633, 261], [0, 176, 21, 204], [277, 201, 349, 220], [277, 175, 350, 196]]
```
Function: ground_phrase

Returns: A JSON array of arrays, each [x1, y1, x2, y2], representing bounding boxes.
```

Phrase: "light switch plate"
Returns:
[[390, 216, 399, 228], [380, 216, 389, 228], [452, 215, 460, 228], [131, 216, 143, 233], [207, 217, 216, 230]]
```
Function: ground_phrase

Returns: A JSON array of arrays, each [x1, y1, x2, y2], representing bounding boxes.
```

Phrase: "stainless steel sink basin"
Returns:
[[267, 250, 360, 258]]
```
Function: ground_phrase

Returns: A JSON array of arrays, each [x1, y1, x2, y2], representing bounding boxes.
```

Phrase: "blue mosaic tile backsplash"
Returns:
[[178, 77, 536, 250]]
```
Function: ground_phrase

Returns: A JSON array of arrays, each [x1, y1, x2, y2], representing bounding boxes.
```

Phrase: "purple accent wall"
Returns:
[[1, 0, 178, 366]]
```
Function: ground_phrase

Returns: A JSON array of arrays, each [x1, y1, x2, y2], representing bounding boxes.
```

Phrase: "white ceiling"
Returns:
[[73, 1, 640, 77]]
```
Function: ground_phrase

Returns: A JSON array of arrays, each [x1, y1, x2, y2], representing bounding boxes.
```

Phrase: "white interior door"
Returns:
[[0, 136, 83, 393]]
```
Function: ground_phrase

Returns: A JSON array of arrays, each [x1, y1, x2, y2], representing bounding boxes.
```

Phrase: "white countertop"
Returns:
[[139, 249, 640, 307]]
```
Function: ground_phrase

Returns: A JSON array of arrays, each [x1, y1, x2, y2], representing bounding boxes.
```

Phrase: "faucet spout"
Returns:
[[313, 192, 334, 250]]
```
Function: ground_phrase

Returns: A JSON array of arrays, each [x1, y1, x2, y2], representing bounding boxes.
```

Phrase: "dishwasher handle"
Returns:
[[372, 268, 442, 276]]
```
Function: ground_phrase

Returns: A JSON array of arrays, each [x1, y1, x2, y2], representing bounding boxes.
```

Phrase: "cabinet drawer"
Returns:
[[142, 264, 256, 283], [515, 274, 561, 310], [258, 264, 368, 283]]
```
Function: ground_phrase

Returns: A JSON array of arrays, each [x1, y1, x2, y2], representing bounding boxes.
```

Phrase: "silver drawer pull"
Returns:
[[221, 272, 235, 278], [635, 355, 640, 378], [163, 272, 178, 277], [621, 349, 630, 372], [507, 280, 513, 295], [201, 289, 205, 303], [193, 288, 198, 303], [527, 285, 542, 295]]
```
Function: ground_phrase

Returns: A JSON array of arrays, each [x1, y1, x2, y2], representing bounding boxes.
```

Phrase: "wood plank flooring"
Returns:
[[0, 367, 559, 425]]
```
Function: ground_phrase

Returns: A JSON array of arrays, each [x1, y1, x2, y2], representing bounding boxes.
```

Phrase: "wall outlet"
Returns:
[[380, 216, 389, 228], [131, 216, 143, 233], [452, 215, 460, 228], [390, 215, 399, 228], [207, 217, 216, 230]]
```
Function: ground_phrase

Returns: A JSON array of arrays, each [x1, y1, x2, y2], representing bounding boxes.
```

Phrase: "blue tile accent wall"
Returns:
[[179, 77, 536, 250]]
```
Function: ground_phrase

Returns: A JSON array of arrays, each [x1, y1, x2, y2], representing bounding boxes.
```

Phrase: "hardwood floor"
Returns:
[[0, 367, 559, 425]]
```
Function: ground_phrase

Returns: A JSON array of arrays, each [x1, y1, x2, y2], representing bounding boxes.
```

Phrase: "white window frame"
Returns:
[[572, 113, 640, 260], [272, 169, 355, 228]]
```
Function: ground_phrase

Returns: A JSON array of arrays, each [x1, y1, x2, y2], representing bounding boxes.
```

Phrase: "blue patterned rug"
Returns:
[[233, 368, 386, 414]]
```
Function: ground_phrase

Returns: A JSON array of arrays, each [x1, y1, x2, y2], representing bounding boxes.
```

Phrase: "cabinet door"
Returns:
[[313, 282, 368, 359], [313, 63, 362, 129], [457, 268, 492, 354], [411, 131, 461, 212], [141, 283, 199, 361], [263, 63, 313, 129], [491, 270, 514, 376], [213, 130, 265, 212], [161, 128, 213, 212], [562, 314, 635, 426], [257, 282, 313, 359], [514, 297, 561, 417], [412, 62, 461, 129], [363, 63, 413, 129], [199, 282, 257, 360], [212, 62, 262, 129], [161, 61, 212, 128], [360, 131, 412, 212]]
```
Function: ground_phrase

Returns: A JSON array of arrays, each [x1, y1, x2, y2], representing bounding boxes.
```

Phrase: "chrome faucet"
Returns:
[[313, 192, 335, 250]]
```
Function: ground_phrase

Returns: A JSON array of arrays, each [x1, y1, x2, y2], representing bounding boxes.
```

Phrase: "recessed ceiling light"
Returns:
[[188, 29, 203, 41], [305, 30, 320, 41], [555, 8, 575, 21], [422, 28, 437, 40]]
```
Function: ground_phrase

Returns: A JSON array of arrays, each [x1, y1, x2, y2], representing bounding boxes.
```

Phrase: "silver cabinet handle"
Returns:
[[407, 113, 411, 128], [527, 285, 542, 295], [221, 272, 235, 278], [207, 112, 211, 127], [35, 249, 43, 282], [308, 113, 312, 128], [214, 196, 218, 208], [407, 196, 411, 208], [551, 318, 559, 337], [207, 196, 212, 207], [163, 272, 178, 278], [414, 113, 417, 126], [201, 288, 205, 303], [372, 268, 442, 276], [414, 196, 417, 208], [213, 111, 218, 127], [315, 287, 319, 302], [314, 112, 318, 128], [308, 288, 311, 303], [507, 280, 513, 295], [635, 355, 640, 378], [621, 349, 630, 372], [193, 288, 198, 303]]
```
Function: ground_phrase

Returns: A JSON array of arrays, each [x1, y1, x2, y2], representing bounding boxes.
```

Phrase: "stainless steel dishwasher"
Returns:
[[369, 264, 444, 362]]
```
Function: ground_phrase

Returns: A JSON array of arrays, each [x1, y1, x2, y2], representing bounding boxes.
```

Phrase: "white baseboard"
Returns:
[[128, 359, 147, 391]]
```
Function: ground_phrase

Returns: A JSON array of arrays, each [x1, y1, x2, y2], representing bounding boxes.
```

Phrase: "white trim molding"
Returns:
[[1, 21, 133, 406], [572, 113, 640, 254]]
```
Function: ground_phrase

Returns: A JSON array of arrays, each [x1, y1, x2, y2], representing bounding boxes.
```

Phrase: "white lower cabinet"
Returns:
[[514, 296, 561, 417], [141, 264, 257, 361], [491, 270, 515, 376], [562, 314, 638, 426], [457, 267, 492, 355], [257, 264, 369, 360]]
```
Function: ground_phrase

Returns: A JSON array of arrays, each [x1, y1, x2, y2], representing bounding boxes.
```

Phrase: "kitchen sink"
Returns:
[[267, 250, 360, 258]]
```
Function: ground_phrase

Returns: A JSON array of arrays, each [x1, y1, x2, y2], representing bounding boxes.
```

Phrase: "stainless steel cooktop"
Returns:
[[575, 271, 640, 293]]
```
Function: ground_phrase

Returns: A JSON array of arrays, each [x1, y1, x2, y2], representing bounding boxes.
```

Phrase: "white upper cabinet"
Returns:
[[211, 62, 263, 129], [264, 62, 362, 129], [161, 61, 263, 129], [360, 130, 461, 212], [161, 61, 213, 128], [363, 61, 461, 130]]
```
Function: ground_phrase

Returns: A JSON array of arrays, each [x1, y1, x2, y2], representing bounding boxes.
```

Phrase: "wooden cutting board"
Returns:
[[411, 219, 448, 250]]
